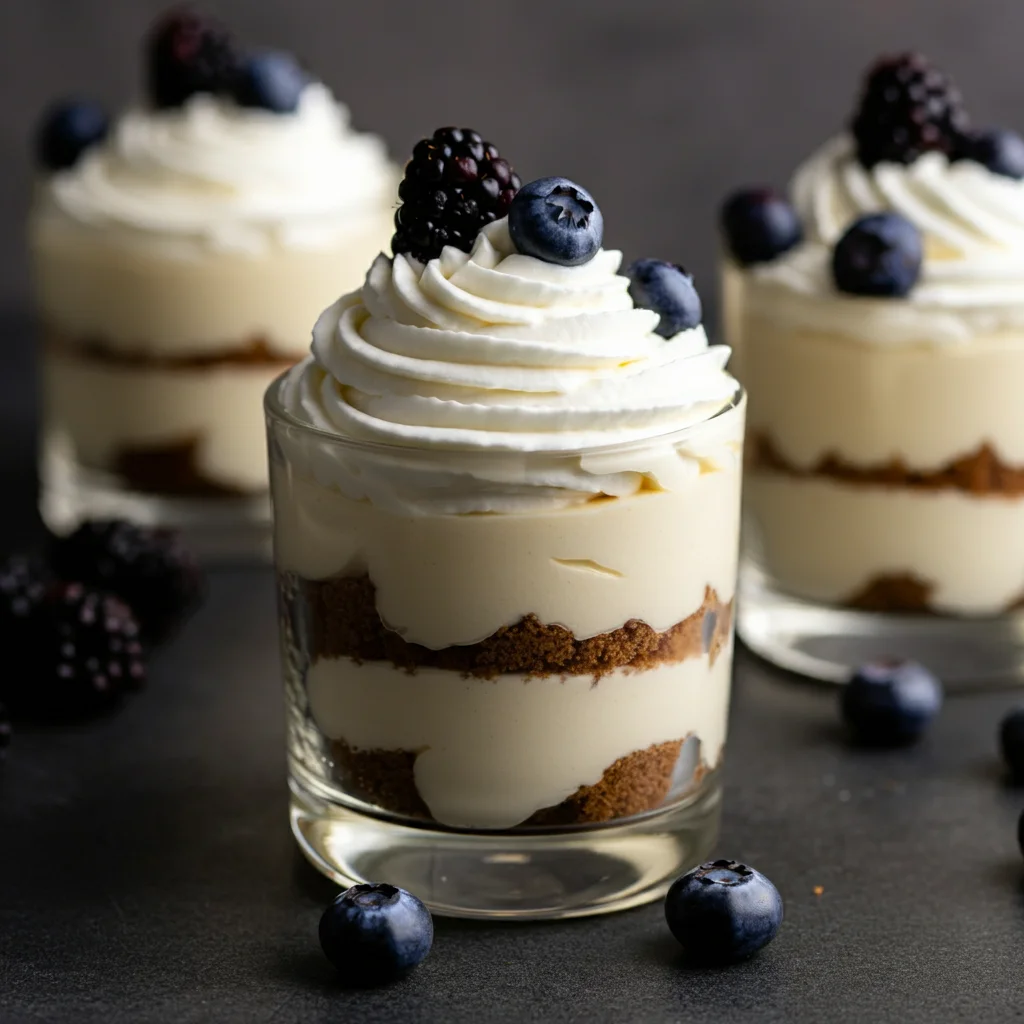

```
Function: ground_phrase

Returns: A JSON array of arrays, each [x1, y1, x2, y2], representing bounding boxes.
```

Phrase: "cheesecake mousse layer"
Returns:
[[45, 342, 290, 494], [307, 648, 731, 831]]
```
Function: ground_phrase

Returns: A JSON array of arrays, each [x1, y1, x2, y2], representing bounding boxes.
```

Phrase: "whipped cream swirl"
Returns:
[[748, 135, 1024, 342], [39, 84, 395, 254], [280, 218, 740, 513]]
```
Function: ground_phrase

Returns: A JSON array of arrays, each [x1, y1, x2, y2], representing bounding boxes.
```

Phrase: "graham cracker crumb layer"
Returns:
[[331, 737, 718, 828], [115, 437, 247, 497], [846, 573, 936, 613], [47, 329, 298, 370], [303, 574, 732, 679], [750, 431, 1024, 497]]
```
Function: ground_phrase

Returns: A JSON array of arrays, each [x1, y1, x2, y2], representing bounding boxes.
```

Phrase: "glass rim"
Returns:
[[264, 369, 745, 460]]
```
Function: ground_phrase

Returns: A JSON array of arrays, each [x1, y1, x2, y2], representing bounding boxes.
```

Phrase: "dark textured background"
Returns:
[[5, 0, 1024, 318], [5, 3, 1024, 1021]]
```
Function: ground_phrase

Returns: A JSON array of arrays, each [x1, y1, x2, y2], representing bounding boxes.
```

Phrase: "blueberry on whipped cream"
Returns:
[[508, 177, 604, 266], [627, 260, 703, 337], [720, 188, 803, 267], [35, 100, 109, 171], [831, 212, 923, 297], [234, 51, 309, 113], [392, 127, 521, 263], [955, 128, 1024, 180]]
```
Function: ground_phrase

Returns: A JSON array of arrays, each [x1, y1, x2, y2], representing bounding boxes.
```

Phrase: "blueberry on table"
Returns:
[[35, 100, 109, 171], [840, 659, 943, 747], [234, 51, 308, 113], [719, 187, 802, 266], [955, 128, 1024, 180], [508, 177, 604, 266], [627, 260, 703, 338], [831, 213, 923, 298], [665, 859, 783, 965], [999, 707, 1024, 781], [319, 883, 433, 985]]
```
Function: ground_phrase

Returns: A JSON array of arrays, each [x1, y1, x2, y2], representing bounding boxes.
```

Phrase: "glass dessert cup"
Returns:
[[266, 376, 745, 920], [737, 313, 1024, 688]]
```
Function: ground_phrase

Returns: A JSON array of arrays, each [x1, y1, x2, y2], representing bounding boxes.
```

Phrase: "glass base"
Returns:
[[738, 557, 1024, 689], [289, 764, 722, 921], [40, 438, 271, 564]]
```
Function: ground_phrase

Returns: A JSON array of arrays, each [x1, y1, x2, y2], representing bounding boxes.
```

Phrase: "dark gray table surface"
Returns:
[[6, 2, 1024, 1017], [0, 309, 1023, 1023]]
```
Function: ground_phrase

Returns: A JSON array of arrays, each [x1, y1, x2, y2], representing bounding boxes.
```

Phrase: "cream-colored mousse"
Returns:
[[45, 347, 281, 494], [306, 647, 732, 831], [719, 256, 747, 375], [748, 474, 1024, 614], [271, 398, 743, 646], [30, 83, 397, 492]]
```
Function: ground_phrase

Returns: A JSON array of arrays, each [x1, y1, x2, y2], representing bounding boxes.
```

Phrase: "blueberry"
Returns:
[[956, 128, 1024, 180], [35, 100, 109, 172], [234, 51, 308, 113], [999, 707, 1024, 781], [840, 659, 943, 746], [832, 212, 923, 298], [720, 187, 802, 266], [508, 177, 603, 266], [319, 883, 433, 985], [665, 859, 783, 965], [627, 260, 703, 338]]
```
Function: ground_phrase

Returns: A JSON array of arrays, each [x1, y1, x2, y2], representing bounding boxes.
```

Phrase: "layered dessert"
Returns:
[[725, 53, 1024, 616], [269, 130, 744, 831], [30, 8, 396, 503]]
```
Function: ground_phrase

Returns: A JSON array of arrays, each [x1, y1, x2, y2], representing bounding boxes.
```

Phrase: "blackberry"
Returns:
[[392, 127, 522, 263], [0, 555, 52, 638], [52, 520, 204, 642], [6, 585, 145, 720], [146, 6, 240, 109], [851, 52, 969, 168]]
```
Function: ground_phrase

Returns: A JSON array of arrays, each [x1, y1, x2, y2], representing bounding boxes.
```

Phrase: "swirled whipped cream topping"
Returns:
[[37, 83, 395, 254], [751, 135, 1024, 342], [280, 218, 741, 513]]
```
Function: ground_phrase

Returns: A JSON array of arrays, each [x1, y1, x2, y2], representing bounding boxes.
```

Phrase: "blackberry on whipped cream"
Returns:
[[30, 7, 398, 540], [269, 131, 744, 913], [726, 51, 1024, 635]]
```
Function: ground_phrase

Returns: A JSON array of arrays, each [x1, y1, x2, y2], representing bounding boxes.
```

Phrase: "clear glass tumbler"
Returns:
[[266, 375, 746, 919], [734, 278, 1024, 687]]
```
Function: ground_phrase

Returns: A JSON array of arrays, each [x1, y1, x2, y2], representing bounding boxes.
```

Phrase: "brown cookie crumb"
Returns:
[[330, 737, 718, 828], [749, 431, 1024, 496], [303, 574, 732, 680], [846, 573, 935, 613]]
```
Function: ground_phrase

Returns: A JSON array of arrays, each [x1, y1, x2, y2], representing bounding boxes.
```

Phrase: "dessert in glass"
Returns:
[[30, 8, 396, 559], [267, 130, 746, 919], [725, 52, 1024, 684]]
